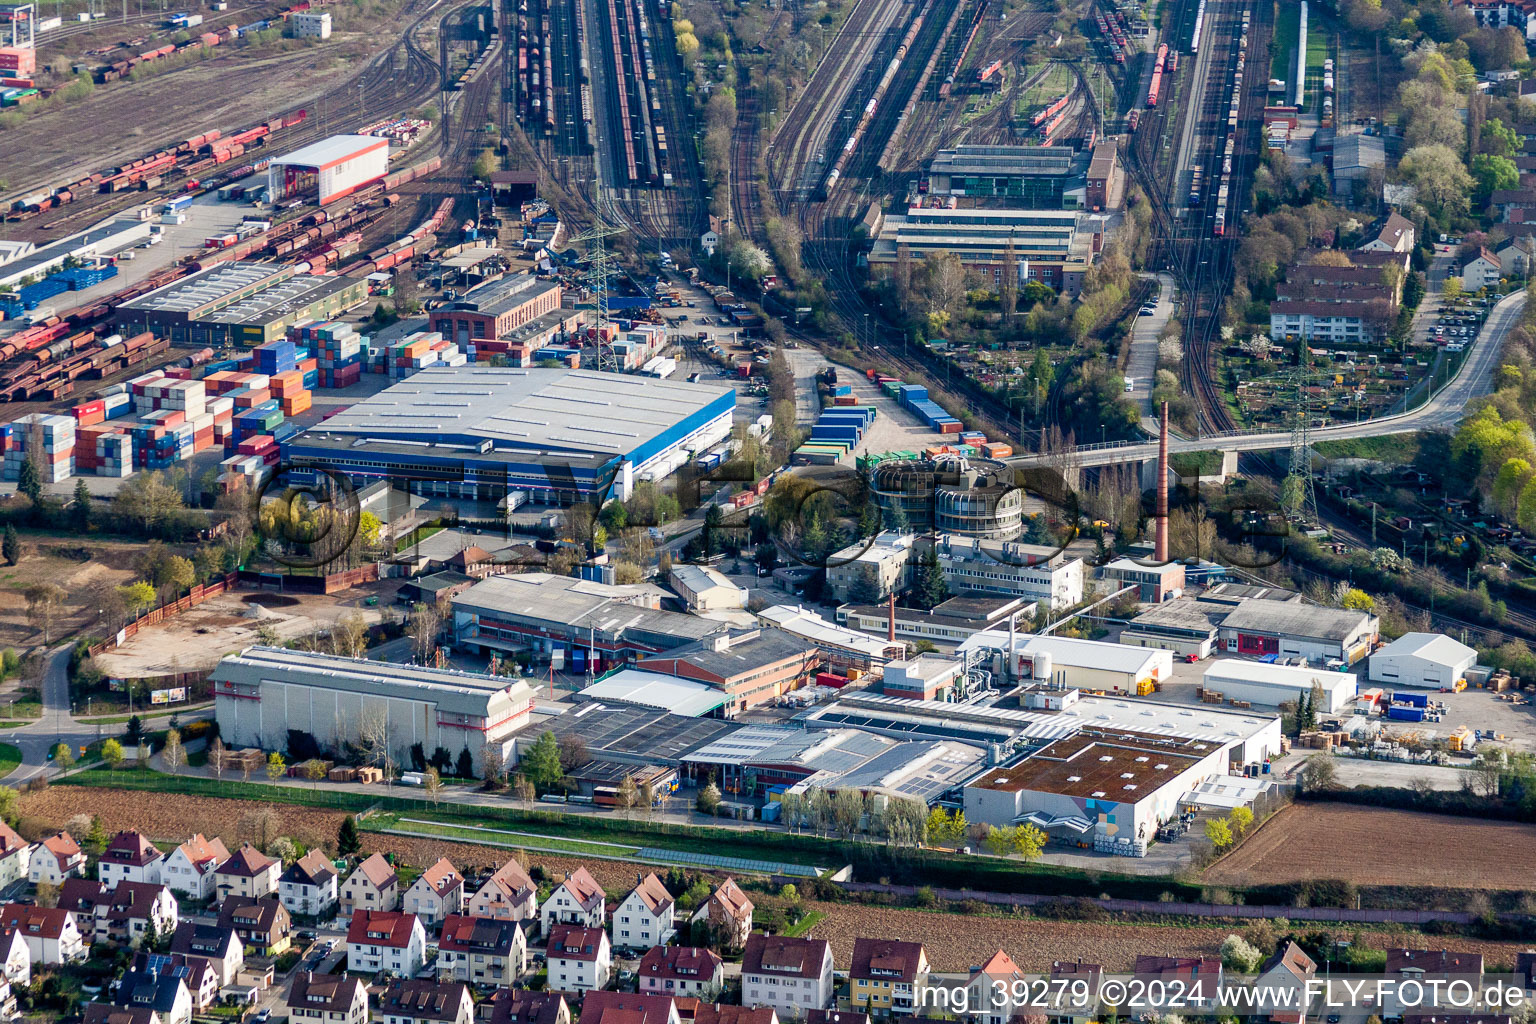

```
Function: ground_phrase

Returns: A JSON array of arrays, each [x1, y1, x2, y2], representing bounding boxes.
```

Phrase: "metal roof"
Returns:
[[757, 606, 901, 659], [538, 703, 737, 763], [956, 631, 1170, 675], [1218, 598, 1375, 643], [1201, 659, 1357, 693], [1370, 632, 1477, 666], [271, 134, 387, 169], [576, 670, 729, 717], [456, 574, 724, 645]]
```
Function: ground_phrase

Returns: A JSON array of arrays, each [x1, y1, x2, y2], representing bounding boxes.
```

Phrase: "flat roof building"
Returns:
[[867, 205, 1098, 296], [755, 606, 905, 673], [428, 276, 564, 347], [835, 593, 1037, 646], [116, 262, 368, 346], [957, 631, 1173, 695], [1217, 597, 1378, 665], [212, 646, 535, 762], [931, 534, 1084, 611], [285, 367, 735, 504], [0, 219, 150, 289], [268, 134, 389, 206], [575, 670, 731, 717], [924, 146, 1082, 205], [636, 628, 820, 714], [1201, 659, 1357, 713]]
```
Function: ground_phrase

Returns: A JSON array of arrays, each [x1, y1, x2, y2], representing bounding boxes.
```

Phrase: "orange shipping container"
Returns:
[[269, 370, 304, 394], [233, 388, 272, 408], [280, 390, 312, 415], [833, 395, 859, 406]]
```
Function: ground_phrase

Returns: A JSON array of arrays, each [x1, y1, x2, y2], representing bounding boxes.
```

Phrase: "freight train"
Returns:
[[1211, 8, 1251, 237], [1147, 42, 1167, 107], [93, 2, 315, 84], [936, 0, 986, 100], [824, 0, 934, 195]]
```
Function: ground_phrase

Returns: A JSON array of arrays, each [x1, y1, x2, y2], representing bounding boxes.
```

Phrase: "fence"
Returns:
[[237, 563, 381, 593], [827, 880, 1483, 925], [87, 572, 241, 659]]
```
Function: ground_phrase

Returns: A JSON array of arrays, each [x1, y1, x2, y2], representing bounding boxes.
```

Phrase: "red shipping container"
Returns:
[[298, 356, 317, 372], [815, 672, 851, 689], [234, 389, 272, 408], [237, 435, 276, 455], [0, 47, 37, 75], [269, 370, 304, 394], [153, 410, 187, 429]]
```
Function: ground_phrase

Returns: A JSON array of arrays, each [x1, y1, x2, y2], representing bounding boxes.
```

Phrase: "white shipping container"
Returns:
[[37, 16, 62, 30]]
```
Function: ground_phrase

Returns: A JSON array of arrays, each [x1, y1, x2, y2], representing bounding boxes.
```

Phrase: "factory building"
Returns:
[[268, 134, 389, 206], [824, 532, 915, 603], [1200, 660, 1357, 713], [1368, 633, 1478, 689], [452, 573, 727, 672], [1217, 597, 1378, 665], [427, 276, 564, 347], [212, 647, 536, 762], [115, 262, 367, 346], [957, 632, 1172, 695], [0, 220, 150, 290], [923, 146, 1083, 205], [1119, 596, 1228, 658], [284, 367, 734, 504], [963, 729, 1231, 845], [835, 594, 1037, 646], [929, 534, 1084, 610], [755, 606, 905, 674], [289, 10, 330, 36], [575, 670, 732, 717], [866, 205, 1098, 295], [636, 629, 821, 713], [868, 460, 1027, 540]]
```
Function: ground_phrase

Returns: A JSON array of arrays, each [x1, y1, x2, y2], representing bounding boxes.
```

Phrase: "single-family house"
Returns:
[[402, 858, 463, 925], [99, 832, 166, 888], [110, 966, 193, 1024], [579, 992, 678, 1024], [346, 910, 426, 977], [213, 844, 279, 902], [28, 831, 84, 885], [849, 938, 929, 1015], [965, 950, 1026, 1024], [691, 879, 752, 950], [695, 1006, 778, 1024], [0, 823, 30, 887], [467, 860, 538, 923], [639, 946, 724, 1000], [480, 990, 569, 1024], [281, 850, 339, 918], [132, 952, 217, 1011], [0, 904, 87, 965], [85, 1006, 161, 1024], [288, 972, 369, 1024], [1462, 249, 1503, 291], [540, 868, 605, 933], [437, 914, 526, 987], [1132, 957, 1224, 1011], [168, 922, 245, 986], [217, 896, 292, 956], [161, 835, 230, 901], [380, 979, 474, 1024], [546, 924, 610, 993], [614, 873, 674, 950], [340, 854, 400, 915], [0, 928, 27, 989], [1256, 942, 1317, 1023], [99, 882, 179, 947]]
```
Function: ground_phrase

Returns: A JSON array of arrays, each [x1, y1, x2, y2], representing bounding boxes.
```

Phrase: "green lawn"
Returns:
[[1270, 0, 1298, 84], [372, 815, 646, 858], [0, 744, 22, 778], [1304, 22, 1329, 114], [1315, 433, 1423, 463], [782, 910, 826, 937]]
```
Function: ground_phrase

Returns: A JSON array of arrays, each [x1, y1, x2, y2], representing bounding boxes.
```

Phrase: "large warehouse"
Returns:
[[1200, 659, 1357, 713], [283, 366, 735, 503], [268, 134, 390, 206], [116, 262, 368, 345], [1368, 632, 1478, 689], [212, 646, 536, 762], [1217, 597, 1378, 665], [956, 632, 1173, 695]]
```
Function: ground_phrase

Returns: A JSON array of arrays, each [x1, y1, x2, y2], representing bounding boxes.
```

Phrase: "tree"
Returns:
[[1472, 154, 1518, 201], [423, 766, 443, 807], [124, 716, 143, 745], [1012, 823, 1047, 861], [1, 524, 17, 567], [557, 734, 589, 773], [696, 781, 722, 815], [331, 613, 369, 659], [1301, 753, 1338, 792], [1204, 818, 1234, 850], [480, 743, 506, 788], [521, 730, 563, 791], [23, 583, 66, 644], [407, 602, 442, 664], [266, 751, 286, 782], [86, 815, 107, 854], [513, 773, 536, 808], [1228, 805, 1254, 836], [337, 815, 362, 856], [616, 774, 638, 814], [913, 547, 950, 610], [1398, 145, 1476, 218], [116, 581, 157, 620], [15, 457, 40, 509], [1338, 588, 1375, 612], [113, 471, 186, 536], [51, 742, 74, 768], [71, 479, 92, 532], [455, 747, 475, 780], [162, 728, 185, 776], [101, 738, 124, 770], [1220, 934, 1262, 972]]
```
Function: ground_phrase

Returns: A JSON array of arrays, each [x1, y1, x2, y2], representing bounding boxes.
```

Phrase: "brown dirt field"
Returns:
[[0, 538, 141, 652], [1203, 804, 1536, 890]]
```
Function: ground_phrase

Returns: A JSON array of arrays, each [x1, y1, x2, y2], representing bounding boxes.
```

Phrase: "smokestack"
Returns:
[[1155, 401, 1170, 563], [888, 591, 896, 644]]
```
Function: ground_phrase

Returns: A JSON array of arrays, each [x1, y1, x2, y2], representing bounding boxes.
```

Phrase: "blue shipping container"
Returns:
[[1393, 692, 1429, 708]]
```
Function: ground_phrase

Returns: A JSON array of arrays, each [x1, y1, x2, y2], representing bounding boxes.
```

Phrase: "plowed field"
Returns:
[[1204, 804, 1536, 890]]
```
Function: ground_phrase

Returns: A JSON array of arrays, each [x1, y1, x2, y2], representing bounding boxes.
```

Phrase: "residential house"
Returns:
[[437, 914, 526, 988], [131, 952, 217, 1011], [614, 873, 675, 950], [1358, 212, 1416, 253], [849, 938, 929, 1015], [380, 979, 474, 1024], [0, 928, 28, 988], [545, 923, 610, 993], [1256, 942, 1317, 1024], [467, 860, 538, 923], [690, 879, 752, 950], [110, 966, 192, 1024], [288, 972, 369, 1024], [540, 867, 605, 932], [0, 823, 30, 887], [213, 844, 279, 901], [85, 1005, 162, 1024], [1496, 235, 1536, 278], [579, 992, 679, 1024], [346, 910, 427, 976], [280, 850, 339, 918], [96, 882, 179, 947], [99, 832, 166, 888], [639, 946, 724, 1000], [0, 904, 86, 965], [1463, 248, 1503, 291], [168, 922, 245, 987], [1384, 950, 1484, 1016], [965, 951, 1026, 1024], [403, 858, 463, 926], [1132, 957, 1224, 1011], [480, 990, 569, 1024], [28, 831, 84, 885], [57, 879, 108, 942], [0, 930, 22, 1017], [1049, 960, 1103, 1024], [804, 1013, 865, 1024], [695, 1007, 778, 1024], [1492, 187, 1536, 223], [217, 896, 292, 956], [161, 835, 230, 901], [340, 853, 400, 915], [741, 935, 835, 1018]]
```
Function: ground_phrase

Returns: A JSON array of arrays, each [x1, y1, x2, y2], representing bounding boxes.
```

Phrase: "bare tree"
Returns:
[[23, 583, 67, 645], [407, 602, 442, 665], [357, 706, 390, 772], [162, 728, 185, 776], [512, 773, 536, 808], [1001, 240, 1018, 321], [208, 739, 229, 780], [238, 808, 283, 853], [331, 612, 370, 658], [480, 743, 506, 789], [423, 766, 443, 808]]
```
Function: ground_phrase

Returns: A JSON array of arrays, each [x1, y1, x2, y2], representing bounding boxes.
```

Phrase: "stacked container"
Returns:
[[898, 383, 962, 433], [253, 339, 299, 377], [794, 406, 878, 466], [269, 370, 311, 416], [294, 321, 364, 389], [4, 414, 75, 482]]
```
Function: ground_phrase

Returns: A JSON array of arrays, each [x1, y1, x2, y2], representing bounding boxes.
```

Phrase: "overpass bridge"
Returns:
[[1006, 289, 1525, 485]]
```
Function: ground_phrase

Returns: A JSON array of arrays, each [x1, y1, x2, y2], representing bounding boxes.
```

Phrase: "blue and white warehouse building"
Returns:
[[284, 366, 734, 503]]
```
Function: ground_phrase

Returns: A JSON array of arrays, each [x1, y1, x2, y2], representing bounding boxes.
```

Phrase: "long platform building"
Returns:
[[212, 646, 536, 762], [866, 204, 1099, 295], [283, 366, 734, 504], [268, 134, 390, 206], [115, 262, 367, 345]]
